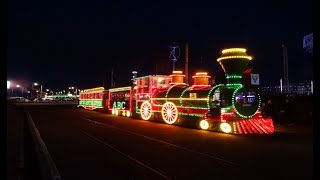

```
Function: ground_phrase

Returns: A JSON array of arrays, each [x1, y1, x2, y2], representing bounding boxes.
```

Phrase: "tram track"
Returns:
[[80, 117, 240, 167], [80, 130, 173, 180], [78, 116, 278, 179]]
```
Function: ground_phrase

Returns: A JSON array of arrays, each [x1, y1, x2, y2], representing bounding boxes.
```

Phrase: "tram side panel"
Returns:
[[78, 87, 105, 110], [108, 87, 132, 117]]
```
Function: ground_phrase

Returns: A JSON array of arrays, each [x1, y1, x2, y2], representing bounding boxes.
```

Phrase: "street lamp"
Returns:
[[32, 82, 43, 99], [16, 85, 23, 96], [7, 81, 11, 89], [69, 86, 77, 96], [40, 81, 43, 99], [76, 88, 80, 96], [32, 82, 39, 98]]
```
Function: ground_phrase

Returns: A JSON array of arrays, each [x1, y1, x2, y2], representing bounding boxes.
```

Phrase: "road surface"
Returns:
[[7, 104, 313, 179]]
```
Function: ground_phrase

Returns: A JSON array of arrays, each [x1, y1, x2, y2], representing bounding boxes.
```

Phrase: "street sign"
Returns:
[[250, 74, 259, 85]]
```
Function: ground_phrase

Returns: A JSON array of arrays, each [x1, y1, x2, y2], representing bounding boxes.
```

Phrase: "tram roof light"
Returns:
[[222, 48, 246, 54], [172, 71, 183, 74], [195, 72, 208, 75]]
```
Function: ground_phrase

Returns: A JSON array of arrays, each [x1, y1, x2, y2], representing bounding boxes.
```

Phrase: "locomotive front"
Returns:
[[202, 48, 274, 134]]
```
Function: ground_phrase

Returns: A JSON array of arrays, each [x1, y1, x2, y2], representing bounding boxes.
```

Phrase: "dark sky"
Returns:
[[7, 0, 312, 90]]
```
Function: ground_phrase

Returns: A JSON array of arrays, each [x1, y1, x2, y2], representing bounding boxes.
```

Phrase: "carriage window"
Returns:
[[158, 77, 166, 86], [211, 88, 232, 108], [139, 94, 150, 100], [211, 89, 221, 107], [153, 77, 158, 88], [234, 91, 257, 107], [189, 93, 197, 99]]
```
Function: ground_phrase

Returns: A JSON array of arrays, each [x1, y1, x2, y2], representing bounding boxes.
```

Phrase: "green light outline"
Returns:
[[207, 84, 225, 109], [231, 86, 261, 118], [179, 86, 192, 106]]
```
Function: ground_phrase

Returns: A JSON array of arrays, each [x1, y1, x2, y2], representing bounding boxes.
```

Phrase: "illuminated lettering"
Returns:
[[79, 100, 102, 107], [113, 101, 126, 109]]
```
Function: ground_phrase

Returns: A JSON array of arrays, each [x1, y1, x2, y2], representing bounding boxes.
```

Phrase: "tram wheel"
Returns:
[[161, 102, 178, 124], [140, 101, 152, 120]]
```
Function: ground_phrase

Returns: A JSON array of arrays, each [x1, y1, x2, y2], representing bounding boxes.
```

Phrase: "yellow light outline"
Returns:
[[217, 55, 252, 62], [83, 87, 105, 93], [78, 105, 103, 110], [195, 72, 208, 75], [222, 48, 246, 54], [109, 86, 132, 92]]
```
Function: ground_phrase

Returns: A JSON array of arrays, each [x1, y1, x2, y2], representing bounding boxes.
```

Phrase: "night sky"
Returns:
[[7, 0, 312, 90]]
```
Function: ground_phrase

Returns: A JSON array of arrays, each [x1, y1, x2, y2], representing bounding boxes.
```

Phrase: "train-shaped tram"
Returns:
[[78, 48, 274, 134]]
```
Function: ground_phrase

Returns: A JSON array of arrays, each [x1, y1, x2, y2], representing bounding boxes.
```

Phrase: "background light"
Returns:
[[7, 81, 11, 89]]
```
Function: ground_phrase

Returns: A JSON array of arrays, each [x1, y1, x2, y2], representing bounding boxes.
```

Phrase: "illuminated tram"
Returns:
[[78, 87, 107, 110], [78, 48, 274, 134]]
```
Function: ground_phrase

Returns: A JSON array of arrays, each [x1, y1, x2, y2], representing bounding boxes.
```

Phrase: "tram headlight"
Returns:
[[126, 111, 131, 117], [200, 120, 209, 130], [220, 122, 232, 133]]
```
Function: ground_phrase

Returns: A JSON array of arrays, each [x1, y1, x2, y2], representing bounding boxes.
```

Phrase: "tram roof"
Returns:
[[131, 74, 171, 80]]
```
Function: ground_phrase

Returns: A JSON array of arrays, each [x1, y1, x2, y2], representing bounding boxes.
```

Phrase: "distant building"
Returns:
[[259, 82, 312, 95], [302, 33, 313, 82]]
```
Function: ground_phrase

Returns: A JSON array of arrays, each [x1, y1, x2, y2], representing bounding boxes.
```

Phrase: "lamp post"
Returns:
[[7, 81, 12, 97], [40, 81, 43, 99], [16, 85, 24, 96], [69, 86, 75, 96], [32, 82, 39, 98]]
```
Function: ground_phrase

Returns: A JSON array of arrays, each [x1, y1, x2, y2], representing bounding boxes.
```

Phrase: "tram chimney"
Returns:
[[217, 48, 253, 85], [192, 72, 211, 87], [170, 71, 185, 84]]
